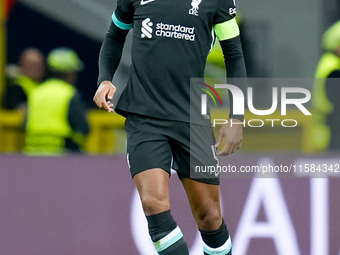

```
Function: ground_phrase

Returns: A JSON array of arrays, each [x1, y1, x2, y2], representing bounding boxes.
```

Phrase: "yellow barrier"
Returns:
[[0, 110, 127, 154], [0, 109, 314, 154], [85, 110, 126, 154], [0, 110, 25, 152]]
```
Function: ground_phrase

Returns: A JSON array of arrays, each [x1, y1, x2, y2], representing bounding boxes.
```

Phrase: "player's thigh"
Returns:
[[181, 177, 222, 231], [125, 114, 173, 215], [134, 168, 170, 216], [172, 123, 219, 185], [125, 114, 173, 177]]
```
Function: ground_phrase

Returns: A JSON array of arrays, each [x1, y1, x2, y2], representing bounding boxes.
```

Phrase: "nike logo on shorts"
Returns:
[[141, 0, 156, 5]]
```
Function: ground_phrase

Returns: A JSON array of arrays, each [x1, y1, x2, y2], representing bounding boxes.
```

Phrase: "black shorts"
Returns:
[[125, 114, 219, 185]]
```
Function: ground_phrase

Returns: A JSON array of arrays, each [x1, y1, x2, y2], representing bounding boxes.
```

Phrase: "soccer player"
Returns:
[[93, 0, 246, 254]]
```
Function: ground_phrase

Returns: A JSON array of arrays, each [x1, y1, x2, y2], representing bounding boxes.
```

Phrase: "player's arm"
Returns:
[[214, 17, 247, 155], [4, 84, 27, 110], [325, 70, 340, 104], [93, 3, 133, 112], [68, 92, 90, 149]]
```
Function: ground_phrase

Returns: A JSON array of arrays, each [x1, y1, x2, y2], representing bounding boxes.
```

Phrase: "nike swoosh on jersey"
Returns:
[[141, 0, 156, 5]]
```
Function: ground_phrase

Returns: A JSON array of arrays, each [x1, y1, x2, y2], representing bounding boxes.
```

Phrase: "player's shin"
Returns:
[[146, 210, 189, 255], [200, 219, 232, 255]]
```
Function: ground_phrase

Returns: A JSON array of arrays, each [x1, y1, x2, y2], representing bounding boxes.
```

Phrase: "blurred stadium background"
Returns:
[[1, 0, 340, 255]]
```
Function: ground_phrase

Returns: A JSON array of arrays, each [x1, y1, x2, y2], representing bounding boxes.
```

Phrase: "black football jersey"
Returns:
[[113, 0, 237, 125]]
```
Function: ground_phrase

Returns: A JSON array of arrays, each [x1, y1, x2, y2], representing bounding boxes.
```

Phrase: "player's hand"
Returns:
[[215, 118, 243, 156], [93, 81, 116, 113]]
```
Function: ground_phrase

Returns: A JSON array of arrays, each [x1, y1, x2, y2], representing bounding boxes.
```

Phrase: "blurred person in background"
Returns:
[[3, 48, 45, 110], [25, 47, 90, 155], [312, 21, 340, 151]]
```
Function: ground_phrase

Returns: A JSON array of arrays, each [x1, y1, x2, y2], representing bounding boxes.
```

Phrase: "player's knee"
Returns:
[[140, 193, 170, 215], [195, 208, 222, 231]]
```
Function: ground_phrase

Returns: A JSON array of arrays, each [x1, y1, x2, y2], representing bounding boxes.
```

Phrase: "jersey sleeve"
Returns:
[[97, 0, 134, 86], [213, 0, 240, 41], [213, 0, 236, 24], [326, 70, 340, 104], [112, 0, 134, 30], [214, 0, 246, 121], [220, 37, 247, 121]]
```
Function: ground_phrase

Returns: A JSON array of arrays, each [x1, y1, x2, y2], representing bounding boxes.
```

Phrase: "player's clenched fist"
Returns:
[[93, 81, 116, 113]]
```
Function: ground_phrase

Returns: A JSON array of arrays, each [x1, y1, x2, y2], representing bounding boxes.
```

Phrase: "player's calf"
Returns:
[[147, 210, 189, 255], [200, 219, 232, 255]]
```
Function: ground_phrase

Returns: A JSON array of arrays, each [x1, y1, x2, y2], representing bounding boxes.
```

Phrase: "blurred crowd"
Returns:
[[2, 47, 90, 155], [312, 21, 340, 151]]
